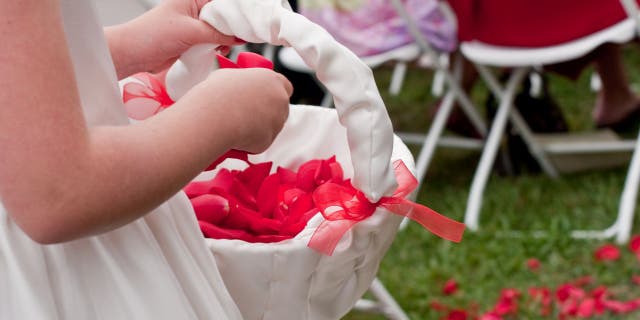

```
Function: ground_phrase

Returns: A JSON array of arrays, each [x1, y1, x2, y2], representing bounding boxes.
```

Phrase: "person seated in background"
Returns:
[[279, 0, 457, 105], [298, 0, 456, 57], [444, 0, 640, 137]]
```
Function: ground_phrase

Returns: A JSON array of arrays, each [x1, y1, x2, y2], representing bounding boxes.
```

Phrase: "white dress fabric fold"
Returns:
[[0, 1, 242, 319]]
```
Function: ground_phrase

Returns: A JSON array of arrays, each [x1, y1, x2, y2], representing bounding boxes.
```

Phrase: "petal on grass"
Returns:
[[443, 279, 458, 295], [629, 234, 640, 253], [445, 310, 468, 320], [526, 258, 541, 271], [594, 244, 621, 261]]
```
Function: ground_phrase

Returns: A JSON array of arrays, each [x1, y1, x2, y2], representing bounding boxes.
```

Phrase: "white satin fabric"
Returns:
[[0, 2, 241, 319]]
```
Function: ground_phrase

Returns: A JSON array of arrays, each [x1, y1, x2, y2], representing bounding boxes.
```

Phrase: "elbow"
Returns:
[[8, 205, 85, 245], [15, 216, 73, 245]]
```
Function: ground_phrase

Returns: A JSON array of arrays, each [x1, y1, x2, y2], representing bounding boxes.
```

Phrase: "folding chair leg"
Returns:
[[614, 136, 640, 243], [474, 66, 559, 177], [414, 91, 456, 185], [572, 133, 640, 243], [613, 130, 640, 243], [389, 62, 408, 96], [366, 278, 410, 320], [464, 68, 528, 231], [567, 0, 640, 243], [399, 91, 457, 230]]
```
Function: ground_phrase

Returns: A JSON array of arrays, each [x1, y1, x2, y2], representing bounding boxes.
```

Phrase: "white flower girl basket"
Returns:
[[163, 1, 436, 319]]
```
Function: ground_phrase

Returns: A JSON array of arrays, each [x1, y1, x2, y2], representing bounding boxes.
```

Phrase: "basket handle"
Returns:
[[166, 0, 397, 201]]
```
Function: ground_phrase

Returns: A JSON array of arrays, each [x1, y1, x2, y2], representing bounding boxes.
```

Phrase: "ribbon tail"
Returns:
[[307, 218, 359, 256], [383, 199, 465, 243], [392, 159, 418, 198]]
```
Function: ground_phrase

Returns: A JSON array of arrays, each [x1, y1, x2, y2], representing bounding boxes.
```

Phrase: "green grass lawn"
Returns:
[[344, 44, 640, 319]]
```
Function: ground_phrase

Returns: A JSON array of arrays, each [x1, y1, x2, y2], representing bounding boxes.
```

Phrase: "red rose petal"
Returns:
[[594, 244, 621, 261], [223, 204, 282, 235], [256, 173, 282, 218], [297, 159, 323, 191], [573, 276, 594, 287], [429, 300, 449, 312], [276, 167, 297, 184], [184, 180, 217, 198], [576, 298, 595, 318], [236, 161, 273, 196], [199, 220, 252, 240], [526, 258, 541, 271], [207, 169, 236, 193], [191, 194, 229, 224], [442, 279, 458, 295], [629, 234, 640, 253], [236, 51, 274, 69], [602, 299, 640, 314], [560, 298, 579, 317], [216, 54, 240, 69], [446, 310, 467, 320], [205, 149, 249, 171], [477, 314, 501, 320]]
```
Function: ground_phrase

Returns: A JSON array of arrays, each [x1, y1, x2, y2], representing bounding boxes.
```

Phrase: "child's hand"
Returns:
[[190, 68, 293, 154], [107, 0, 242, 78]]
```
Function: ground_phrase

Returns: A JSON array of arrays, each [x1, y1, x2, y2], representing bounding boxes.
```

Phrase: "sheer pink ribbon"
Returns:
[[122, 51, 273, 120], [308, 160, 465, 255], [123, 73, 174, 120]]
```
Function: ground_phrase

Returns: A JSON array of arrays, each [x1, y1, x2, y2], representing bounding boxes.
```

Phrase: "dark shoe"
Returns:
[[486, 72, 569, 176], [596, 105, 640, 139]]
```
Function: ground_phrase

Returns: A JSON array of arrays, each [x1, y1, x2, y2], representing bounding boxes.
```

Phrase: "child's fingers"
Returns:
[[189, 19, 238, 46], [276, 73, 294, 98]]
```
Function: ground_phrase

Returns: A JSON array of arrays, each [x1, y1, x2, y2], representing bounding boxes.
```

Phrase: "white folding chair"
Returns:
[[456, 3, 640, 243], [571, 0, 640, 243], [387, 0, 487, 185]]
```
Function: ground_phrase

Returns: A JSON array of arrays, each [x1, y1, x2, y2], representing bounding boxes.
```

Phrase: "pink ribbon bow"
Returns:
[[308, 159, 465, 255], [122, 72, 174, 120]]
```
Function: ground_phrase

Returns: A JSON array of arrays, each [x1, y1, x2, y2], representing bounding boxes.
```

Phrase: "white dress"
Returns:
[[0, 1, 243, 319]]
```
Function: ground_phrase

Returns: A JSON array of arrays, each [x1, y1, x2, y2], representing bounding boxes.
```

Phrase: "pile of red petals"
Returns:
[[184, 156, 345, 244], [431, 237, 640, 319], [185, 154, 465, 255]]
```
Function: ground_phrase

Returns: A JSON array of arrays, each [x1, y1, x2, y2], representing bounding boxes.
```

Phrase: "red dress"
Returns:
[[448, 0, 637, 47]]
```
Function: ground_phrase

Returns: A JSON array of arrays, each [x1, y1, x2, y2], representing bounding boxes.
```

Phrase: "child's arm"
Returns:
[[0, 0, 292, 244], [104, 0, 240, 79]]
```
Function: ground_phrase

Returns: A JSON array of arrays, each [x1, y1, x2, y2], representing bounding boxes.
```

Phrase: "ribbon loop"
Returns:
[[308, 160, 465, 255]]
